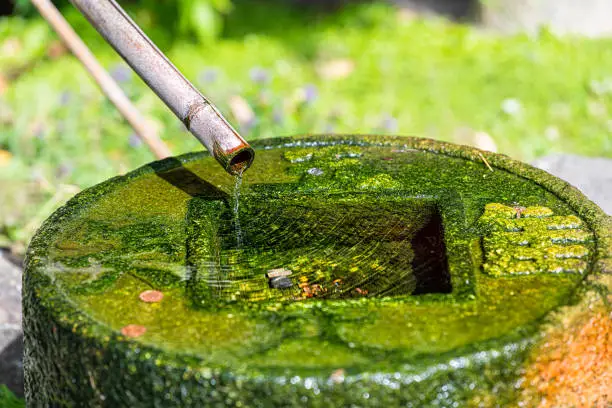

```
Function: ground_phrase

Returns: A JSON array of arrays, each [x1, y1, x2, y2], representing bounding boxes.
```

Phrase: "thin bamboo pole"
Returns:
[[31, 0, 172, 159], [69, 0, 254, 174]]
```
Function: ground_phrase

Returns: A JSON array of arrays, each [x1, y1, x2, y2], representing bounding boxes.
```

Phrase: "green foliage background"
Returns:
[[0, 385, 24, 408], [1, 0, 612, 251], [12, 0, 233, 44]]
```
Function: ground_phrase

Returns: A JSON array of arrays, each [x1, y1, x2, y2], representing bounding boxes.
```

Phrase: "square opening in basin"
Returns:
[[187, 194, 452, 303]]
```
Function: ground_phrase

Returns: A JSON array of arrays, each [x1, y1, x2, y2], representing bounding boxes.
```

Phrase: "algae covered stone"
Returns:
[[479, 203, 593, 276], [23, 135, 611, 407]]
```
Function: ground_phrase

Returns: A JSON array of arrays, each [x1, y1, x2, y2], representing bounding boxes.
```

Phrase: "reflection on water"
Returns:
[[187, 195, 451, 306]]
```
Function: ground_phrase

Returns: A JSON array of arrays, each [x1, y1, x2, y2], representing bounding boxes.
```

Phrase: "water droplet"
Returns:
[[307, 168, 324, 176]]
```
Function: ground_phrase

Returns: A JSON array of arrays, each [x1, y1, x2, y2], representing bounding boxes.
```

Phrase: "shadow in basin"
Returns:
[[411, 208, 452, 295], [150, 158, 229, 200]]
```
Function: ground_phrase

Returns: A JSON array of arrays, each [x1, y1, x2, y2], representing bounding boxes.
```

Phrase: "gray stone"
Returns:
[[531, 154, 612, 215], [0, 251, 22, 327], [0, 329, 23, 397], [390, 0, 612, 38], [269, 276, 293, 289], [481, 0, 612, 38], [0, 250, 23, 397]]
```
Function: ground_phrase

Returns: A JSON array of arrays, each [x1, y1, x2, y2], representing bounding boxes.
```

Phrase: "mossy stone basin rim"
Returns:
[[23, 134, 611, 407]]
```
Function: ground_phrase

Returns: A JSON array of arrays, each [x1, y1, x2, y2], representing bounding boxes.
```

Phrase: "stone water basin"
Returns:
[[23, 135, 611, 406]]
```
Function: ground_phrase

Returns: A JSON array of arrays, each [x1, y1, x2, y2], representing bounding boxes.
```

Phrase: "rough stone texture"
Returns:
[[21, 135, 611, 406], [480, 0, 612, 37], [0, 250, 23, 397], [532, 154, 612, 215], [1, 152, 610, 404]]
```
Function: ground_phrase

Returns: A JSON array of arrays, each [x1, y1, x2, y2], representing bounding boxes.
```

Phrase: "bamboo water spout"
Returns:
[[69, 0, 254, 175]]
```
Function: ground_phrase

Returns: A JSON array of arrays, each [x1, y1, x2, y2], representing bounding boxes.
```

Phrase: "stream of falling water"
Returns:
[[233, 173, 244, 248]]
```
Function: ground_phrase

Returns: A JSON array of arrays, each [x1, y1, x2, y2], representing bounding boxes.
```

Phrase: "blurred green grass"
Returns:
[[0, 385, 24, 408], [1, 1, 612, 251]]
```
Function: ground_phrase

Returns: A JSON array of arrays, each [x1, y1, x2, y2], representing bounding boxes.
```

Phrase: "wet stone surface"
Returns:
[[269, 276, 293, 289], [479, 203, 593, 276], [20, 136, 612, 406]]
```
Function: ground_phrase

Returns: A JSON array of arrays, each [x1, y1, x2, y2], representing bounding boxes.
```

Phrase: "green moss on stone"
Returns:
[[282, 148, 315, 163], [358, 174, 401, 190], [479, 203, 593, 276], [23, 135, 611, 407]]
